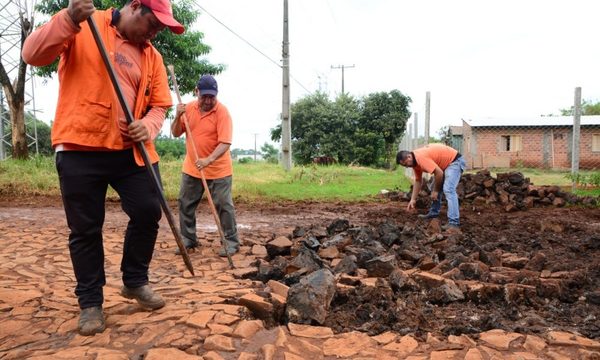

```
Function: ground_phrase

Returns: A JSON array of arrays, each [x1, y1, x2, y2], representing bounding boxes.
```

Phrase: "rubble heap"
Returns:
[[398, 170, 598, 211], [239, 218, 600, 339]]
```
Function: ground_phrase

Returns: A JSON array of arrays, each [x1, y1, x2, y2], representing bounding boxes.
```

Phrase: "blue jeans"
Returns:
[[428, 156, 466, 226]]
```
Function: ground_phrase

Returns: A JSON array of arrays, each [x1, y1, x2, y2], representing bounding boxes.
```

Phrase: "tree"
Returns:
[[260, 142, 279, 164], [0, 6, 33, 159], [560, 99, 600, 116], [359, 90, 411, 167], [1, 0, 223, 160], [438, 125, 452, 146]]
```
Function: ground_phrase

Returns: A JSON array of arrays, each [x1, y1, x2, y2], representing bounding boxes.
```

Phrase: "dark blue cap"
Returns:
[[197, 75, 218, 96]]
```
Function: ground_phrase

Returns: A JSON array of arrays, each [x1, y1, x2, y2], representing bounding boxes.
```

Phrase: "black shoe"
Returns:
[[175, 240, 198, 255], [78, 306, 105, 336], [120, 285, 165, 310], [418, 213, 439, 219]]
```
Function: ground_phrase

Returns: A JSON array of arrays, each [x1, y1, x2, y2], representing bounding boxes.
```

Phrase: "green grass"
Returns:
[[0, 156, 408, 202]]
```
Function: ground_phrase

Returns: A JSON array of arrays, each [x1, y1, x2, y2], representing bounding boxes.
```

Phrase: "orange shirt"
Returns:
[[21, 9, 172, 165], [412, 144, 458, 182], [181, 100, 233, 179]]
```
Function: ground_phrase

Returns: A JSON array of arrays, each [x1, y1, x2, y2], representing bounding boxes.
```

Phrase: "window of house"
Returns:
[[501, 135, 522, 152], [593, 134, 600, 152]]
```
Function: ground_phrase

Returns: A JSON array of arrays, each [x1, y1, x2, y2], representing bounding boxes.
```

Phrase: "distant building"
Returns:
[[449, 116, 600, 169]]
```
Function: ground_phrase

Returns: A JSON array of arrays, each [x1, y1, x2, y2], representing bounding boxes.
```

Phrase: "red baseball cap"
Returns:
[[140, 0, 185, 34]]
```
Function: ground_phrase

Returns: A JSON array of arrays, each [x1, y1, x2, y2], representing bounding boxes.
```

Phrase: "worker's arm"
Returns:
[[171, 103, 186, 137], [407, 178, 422, 211], [196, 143, 230, 170], [430, 166, 444, 200]]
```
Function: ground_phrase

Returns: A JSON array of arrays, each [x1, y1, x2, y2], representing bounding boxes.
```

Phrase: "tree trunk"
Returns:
[[9, 96, 27, 159]]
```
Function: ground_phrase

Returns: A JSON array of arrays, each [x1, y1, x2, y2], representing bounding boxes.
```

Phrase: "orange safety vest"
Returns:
[[51, 9, 172, 165]]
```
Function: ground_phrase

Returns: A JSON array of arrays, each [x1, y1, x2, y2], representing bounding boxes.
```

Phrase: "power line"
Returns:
[[194, 2, 311, 94]]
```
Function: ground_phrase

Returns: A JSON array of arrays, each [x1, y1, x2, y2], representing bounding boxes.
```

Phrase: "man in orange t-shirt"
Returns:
[[396, 144, 466, 234], [22, 0, 184, 336], [172, 75, 240, 257]]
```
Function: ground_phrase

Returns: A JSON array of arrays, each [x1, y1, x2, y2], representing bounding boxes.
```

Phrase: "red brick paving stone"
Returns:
[[203, 334, 236, 352], [275, 326, 288, 347], [186, 310, 217, 328], [212, 311, 240, 325], [266, 279, 289, 298], [251, 244, 268, 256], [464, 348, 484, 360], [478, 329, 523, 350], [547, 331, 600, 349], [323, 331, 376, 357], [371, 331, 397, 345], [578, 349, 600, 359], [429, 349, 464, 359], [134, 321, 175, 345], [546, 350, 574, 360], [202, 351, 226, 360], [207, 323, 233, 335], [261, 344, 276, 360], [523, 334, 547, 353], [0, 320, 30, 340], [238, 293, 273, 320], [381, 335, 419, 356], [283, 352, 305, 360], [145, 348, 202, 360], [238, 352, 259, 360], [286, 338, 323, 359], [287, 323, 334, 339], [0, 288, 43, 305], [232, 320, 264, 339], [448, 334, 476, 348]]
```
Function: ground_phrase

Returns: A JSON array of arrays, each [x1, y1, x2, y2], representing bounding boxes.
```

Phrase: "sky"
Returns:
[[26, 0, 600, 151]]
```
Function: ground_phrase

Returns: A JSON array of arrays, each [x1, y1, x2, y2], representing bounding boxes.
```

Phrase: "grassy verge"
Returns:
[[0, 156, 407, 202]]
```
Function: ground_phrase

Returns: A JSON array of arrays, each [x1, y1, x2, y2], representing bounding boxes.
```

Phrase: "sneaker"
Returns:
[[120, 285, 165, 310], [78, 306, 105, 336], [175, 239, 199, 255], [418, 213, 439, 220], [218, 247, 239, 257]]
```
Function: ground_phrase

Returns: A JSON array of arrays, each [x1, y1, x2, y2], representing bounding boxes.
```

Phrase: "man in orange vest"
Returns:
[[171, 75, 240, 257], [22, 0, 184, 336], [396, 143, 466, 234]]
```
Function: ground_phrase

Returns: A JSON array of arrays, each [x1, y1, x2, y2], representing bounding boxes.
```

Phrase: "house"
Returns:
[[450, 116, 600, 169]]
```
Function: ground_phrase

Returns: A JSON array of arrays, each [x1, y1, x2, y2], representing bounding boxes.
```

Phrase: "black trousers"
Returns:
[[55, 149, 162, 309]]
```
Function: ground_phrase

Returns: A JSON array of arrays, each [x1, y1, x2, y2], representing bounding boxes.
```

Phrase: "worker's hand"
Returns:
[[430, 190, 439, 201], [128, 121, 150, 143], [195, 158, 211, 170], [67, 0, 95, 24], [175, 104, 186, 119], [406, 199, 416, 212]]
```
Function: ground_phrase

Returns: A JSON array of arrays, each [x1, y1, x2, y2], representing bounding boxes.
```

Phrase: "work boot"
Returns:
[[218, 246, 239, 257], [441, 223, 460, 231], [78, 306, 105, 336], [418, 213, 438, 220], [175, 239, 199, 255], [120, 285, 165, 310]]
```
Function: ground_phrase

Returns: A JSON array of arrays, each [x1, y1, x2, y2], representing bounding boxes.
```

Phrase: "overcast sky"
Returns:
[[30, 0, 600, 150]]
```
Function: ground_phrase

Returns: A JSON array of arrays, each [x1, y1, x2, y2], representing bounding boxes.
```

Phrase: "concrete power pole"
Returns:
[[572, 87, 581, 191], [330, 64, 355, 94], [281, 0, 292, 171], [253, 133, 258, 161], [424, 91, 431, 145]]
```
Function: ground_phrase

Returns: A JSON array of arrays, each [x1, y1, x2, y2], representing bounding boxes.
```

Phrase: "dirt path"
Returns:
[[1, 197, 599, 359]]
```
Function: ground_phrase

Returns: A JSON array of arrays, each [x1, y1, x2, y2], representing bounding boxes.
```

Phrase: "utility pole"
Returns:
[[253, 133, 258, 161], [281, 0, 292, 171], [330, 64, 355, 94], [424, 91, 430, 145]]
